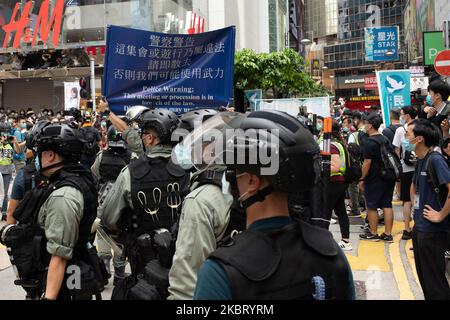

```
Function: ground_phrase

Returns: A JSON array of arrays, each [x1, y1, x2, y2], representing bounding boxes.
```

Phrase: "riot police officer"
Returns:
[[168, 109, 245, 300], [193, 110, 355, 300], [91, 125, 135, 285], [101, 108, 189, 299], [6, 120, 50, 226], [1, 123, 106, 300], [97, 100, 148, 157]]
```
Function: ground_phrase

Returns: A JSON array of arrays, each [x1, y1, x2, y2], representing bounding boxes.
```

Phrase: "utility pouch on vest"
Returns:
[[64, 259, 103, 299], [111, 275, 138, 300], [128, 278, 161, 300], [144, 259, 170, 299], [152, 229, 174, 269]]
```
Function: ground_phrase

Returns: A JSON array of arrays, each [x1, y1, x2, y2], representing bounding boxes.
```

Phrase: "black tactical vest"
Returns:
[[210, 220, 351, 300], [128, 156, 190, 234], [22, 162, 49, 194], [99, 148, 132, 183]]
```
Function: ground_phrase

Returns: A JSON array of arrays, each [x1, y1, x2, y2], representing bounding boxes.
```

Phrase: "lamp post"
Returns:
[[329, 75, 335, 94]]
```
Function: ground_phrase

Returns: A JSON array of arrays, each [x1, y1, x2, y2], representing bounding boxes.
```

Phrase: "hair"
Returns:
[[441, 137, 450, 157], [352, 111, 362, 120], [331, 120, 344, 143], [400, 106, 417, 120], [428, 80, 450, 102], [409, 119, 442, 148], [342, 116, 352, 125], [317, 116, 324, 121], [389, 109, 400, 121], [365, 113, 382, 130]]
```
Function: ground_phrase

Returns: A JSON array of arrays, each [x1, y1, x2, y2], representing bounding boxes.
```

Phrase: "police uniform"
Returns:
[[122, 127, 145, 157], [168, 169, 233, 300], [191, 110, 355, 300]]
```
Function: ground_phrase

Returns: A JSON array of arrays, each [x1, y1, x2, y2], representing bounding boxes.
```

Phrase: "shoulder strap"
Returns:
[[425, 152, 445, 206]]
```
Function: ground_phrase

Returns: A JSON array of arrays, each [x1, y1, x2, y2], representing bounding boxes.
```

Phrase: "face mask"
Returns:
[[400, 117, 406, 126], [402, 138, 416, 152], [173, 143, 193, 170], [20, 123, 27, 129], [34, 155, 40, 171], [316, 123, 323, 132], [426, 95, 432, 106], [101, 121, 107, 127], [342, 127, 349, 133]]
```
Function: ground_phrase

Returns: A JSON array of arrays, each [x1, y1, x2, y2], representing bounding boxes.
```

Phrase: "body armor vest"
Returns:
[[128, 156, 190, 234], [210, 219, 351, 300], [99, 148, 131, 183]]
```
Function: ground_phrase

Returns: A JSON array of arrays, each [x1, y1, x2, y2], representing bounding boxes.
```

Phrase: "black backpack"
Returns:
[[369, 136, 402, 182], [343, 143, 362, 184], [80, 126, 100, 156], [424, 151, 448, 209]]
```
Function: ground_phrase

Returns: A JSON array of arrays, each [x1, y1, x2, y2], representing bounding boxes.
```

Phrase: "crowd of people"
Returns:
[[315, 79, 450, 300], [0, 79, 449, 301]]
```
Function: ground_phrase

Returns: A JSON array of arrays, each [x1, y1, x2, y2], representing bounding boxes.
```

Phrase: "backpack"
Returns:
[[424, 151, 448, 209], [343, 143, 362, 184], [369, 136, 402, 182], [80, 126, 100, 156]]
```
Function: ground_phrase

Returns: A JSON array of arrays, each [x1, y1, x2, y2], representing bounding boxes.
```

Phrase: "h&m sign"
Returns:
[[2, 0, 65, 49]]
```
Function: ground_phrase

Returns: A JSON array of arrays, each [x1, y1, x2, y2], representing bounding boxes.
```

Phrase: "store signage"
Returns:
[[364, 75, 378, 90], [349, 96, 379, 102], [344, 78, 365, 84], [365, 26, 399, 61], [2, 0, 65, 49]]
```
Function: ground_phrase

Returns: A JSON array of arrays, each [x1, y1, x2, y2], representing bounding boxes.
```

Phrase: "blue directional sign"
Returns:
[[365, 26, 399, 62]]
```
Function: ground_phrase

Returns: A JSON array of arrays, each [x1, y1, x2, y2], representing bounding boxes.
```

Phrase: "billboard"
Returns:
[[64, 82, 81, 111], [423, 31, 445, 66], [365, 26, 399, 62]]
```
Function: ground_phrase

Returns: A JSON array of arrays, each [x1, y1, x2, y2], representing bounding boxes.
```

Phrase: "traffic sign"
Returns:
[[434, 49, 450, 76]]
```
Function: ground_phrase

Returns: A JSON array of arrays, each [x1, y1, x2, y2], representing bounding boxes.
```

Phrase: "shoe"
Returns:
[[348, 210, 362, 217], [359, 223, 370, 232], [330, 218, 337, 224], [445, 251, 450, 259], [359, 232, 380, 241], [338, 240, 353, 251], [401, 230, 412, 240], [379, 233, 394, 243]]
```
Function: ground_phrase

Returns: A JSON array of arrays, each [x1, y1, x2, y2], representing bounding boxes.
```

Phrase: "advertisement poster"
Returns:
[[64, 81, 81, 111]]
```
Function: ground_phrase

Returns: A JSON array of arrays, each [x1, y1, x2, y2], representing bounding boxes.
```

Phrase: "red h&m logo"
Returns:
[[2, 0, 65, 49]]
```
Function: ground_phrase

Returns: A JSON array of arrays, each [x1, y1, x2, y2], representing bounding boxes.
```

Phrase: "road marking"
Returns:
[[405, 239, 421, 289], [389, 233, 415, 300], [346, 240, 390, 272]]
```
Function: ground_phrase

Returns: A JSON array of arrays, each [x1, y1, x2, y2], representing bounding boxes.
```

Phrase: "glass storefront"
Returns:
[[0, 0, 209, 53]]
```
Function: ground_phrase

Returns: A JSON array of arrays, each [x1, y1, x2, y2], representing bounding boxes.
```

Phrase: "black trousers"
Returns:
[[412, 228, 450, 300], [325, 181, 350, 239]]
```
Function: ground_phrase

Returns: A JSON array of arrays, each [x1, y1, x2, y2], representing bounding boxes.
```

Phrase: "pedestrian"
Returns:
[[194, 110, 355, 300], [382, 109, 402, 146], [326, 121, 352, 251], [0, 123, 14, 220], [407, 118, 450, 300], [392, 106, 418, 240], [359, 113, 395, 242], [423, 80, 450, 130]]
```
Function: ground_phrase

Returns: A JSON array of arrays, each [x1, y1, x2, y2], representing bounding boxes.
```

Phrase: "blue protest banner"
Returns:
[[365, 26, 399, 61], [376, 70, 411, 127], [102, 25, 236, 115]]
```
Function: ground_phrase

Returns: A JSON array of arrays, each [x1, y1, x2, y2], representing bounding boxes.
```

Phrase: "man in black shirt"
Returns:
[[382, 109, 401, 146], [359, 113, 395, 242]]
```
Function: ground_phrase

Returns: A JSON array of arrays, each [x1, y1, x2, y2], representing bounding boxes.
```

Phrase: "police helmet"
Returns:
[[36, 123, 83, 163], [126, 105, 149, 122], [175, 110, 321, 193], [139, 108, 179, 144], [178, 109, 218, 132], [107, 125, 126, 149], [26, 120, 51, 151]]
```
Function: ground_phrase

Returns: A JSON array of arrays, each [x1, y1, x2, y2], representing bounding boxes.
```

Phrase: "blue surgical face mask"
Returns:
[[426, 95, 432, 106], [34, 155, 40, 171], [342, 127, 349, 133], [316, 123, 323, 132], [20, 123, 27, 129], [400, 117, 406, 127], [173, 143, 193, 170], [402, 138, 416, 152], [101, 121, 107, 127]]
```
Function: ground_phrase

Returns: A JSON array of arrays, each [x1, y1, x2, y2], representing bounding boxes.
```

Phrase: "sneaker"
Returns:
[[445, 251, 450, 259], [330, 218, 337, 224], [348, 210, 362, 217], [359, 223, 370, 232], [401, 230, 412, 240], [379, 233, 394, 243], [338, 240, 353, 251], [359, 232, 380, 241]]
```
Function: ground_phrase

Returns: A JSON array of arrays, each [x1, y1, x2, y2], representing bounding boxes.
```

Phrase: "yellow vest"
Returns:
[[0, 144, 13, 166], [331, 141, 346, 177]]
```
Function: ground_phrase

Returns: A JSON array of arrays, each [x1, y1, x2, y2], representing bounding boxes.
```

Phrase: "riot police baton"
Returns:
[[96, 225, 124, 258]]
